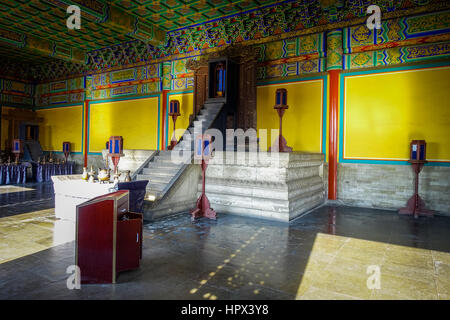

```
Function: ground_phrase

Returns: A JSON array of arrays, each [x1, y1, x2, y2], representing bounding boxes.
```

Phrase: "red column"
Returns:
[[84, 100, 89, 167], [161, 90, 169, 150], [328, 70, 340, 200]]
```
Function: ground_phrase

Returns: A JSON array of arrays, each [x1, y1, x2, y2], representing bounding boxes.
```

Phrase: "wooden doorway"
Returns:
[[186, 44, 258, 130]]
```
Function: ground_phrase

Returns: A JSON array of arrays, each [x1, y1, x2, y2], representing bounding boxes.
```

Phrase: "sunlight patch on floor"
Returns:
[[0, 208, 75, 264], [296, 232, 450, 300], [0, 186, 35, 194]]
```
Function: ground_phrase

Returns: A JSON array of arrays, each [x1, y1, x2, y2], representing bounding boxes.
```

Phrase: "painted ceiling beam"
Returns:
[[0, 27, 85, 64], [42, 0, 166, 46], [107, 4, 166, 46]]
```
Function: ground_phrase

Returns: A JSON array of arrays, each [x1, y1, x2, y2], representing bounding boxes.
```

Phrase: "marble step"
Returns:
[[138, 173, 175, 184], [156, 151, 176, 159], [176, 139, 193, 147], [133, 102, 225, 202], [173, 144, 193, 151], [142, 167, 179, 176], [196, 114, 216, 123], [146, 182, 166, 192], [146, 162, 183, 170], [153, 156, 184, 165], [145, 191, 161, 201], [204, 102, 224, 110]]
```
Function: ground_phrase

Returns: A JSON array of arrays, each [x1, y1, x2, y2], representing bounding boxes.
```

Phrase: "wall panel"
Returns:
[[341, 64, 450, 163], [88, 96, 160, 153], [36, 105, 84, 152], [256, 78, 326, 153], [166, 92, 193, 144]]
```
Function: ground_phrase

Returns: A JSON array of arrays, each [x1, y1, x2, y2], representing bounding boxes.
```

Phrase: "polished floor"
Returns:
[[0, 183, 449, 300]]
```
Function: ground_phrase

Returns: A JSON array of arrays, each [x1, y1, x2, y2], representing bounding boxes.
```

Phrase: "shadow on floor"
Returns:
[[0, 204, 449, 300]]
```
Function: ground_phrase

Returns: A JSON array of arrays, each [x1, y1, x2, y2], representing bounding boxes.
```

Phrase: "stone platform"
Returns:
[[199, 151, 325, 222]]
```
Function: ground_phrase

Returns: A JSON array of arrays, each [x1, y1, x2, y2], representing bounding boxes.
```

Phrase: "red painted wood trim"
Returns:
[[328, 70, 340, 200], [84, 100, 89, 167], [161, 90, 169, 150]]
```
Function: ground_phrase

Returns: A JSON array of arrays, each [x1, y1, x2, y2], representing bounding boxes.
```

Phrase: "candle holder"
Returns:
[[108, 136, 124, 175], [63, 141, 71, 162], [12, 139, 23, 163], [268, 89, 292, 152], [168, 100, 181, 150], [191, 134, 217, 221], [398, 140, 434, 218]]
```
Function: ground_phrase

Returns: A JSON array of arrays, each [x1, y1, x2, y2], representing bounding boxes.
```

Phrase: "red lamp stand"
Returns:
[[269, 88, 292, 152], [63, 141, 71, 162], [12, 139, 23, 163], [108, 136, 124, 175], [399, 140, 434, 219], [191, 135, 217, 221], [168, 100, 181, 150]]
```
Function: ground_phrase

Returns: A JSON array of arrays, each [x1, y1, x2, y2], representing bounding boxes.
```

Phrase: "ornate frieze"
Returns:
[[343, 41, 450, 70]]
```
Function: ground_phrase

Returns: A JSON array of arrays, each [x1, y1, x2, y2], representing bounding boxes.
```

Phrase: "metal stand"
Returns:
[[191, 159, 216, 221], [399, 162, 434, 219]]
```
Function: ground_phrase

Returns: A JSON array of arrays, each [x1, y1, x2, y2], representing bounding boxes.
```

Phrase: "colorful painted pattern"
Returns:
[[84, 64, 162, 100], [1, 1, 449, 82], [0, 79, 34, 107], [257, 58, 325, 80], [344, 10, 450, 53], [344, 42, 450, 70], [35, 77, 85, 106]]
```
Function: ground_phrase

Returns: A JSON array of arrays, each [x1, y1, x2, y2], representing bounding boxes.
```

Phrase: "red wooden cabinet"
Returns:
[[75, 190, 143, 284]]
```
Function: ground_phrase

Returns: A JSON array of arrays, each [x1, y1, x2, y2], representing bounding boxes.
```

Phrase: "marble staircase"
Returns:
[[135, 100, 225, 200], [25, 140, 44, 161]]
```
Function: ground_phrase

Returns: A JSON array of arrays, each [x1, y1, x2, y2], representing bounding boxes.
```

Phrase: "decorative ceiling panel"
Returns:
[[0, 0, 448, 82], [110, 0, 274, 31], [0, 0, 136, 52]]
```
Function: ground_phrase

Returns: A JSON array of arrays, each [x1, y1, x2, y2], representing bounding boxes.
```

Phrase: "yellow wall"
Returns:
[[343, 66, 450, 161], [167, 92, 193, 142], [36, 105, 84, 152], [89, 96, 160, 152], [257, 79, 324, 152]]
